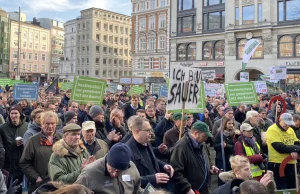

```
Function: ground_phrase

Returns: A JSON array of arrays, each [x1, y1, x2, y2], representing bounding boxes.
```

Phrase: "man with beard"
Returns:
[[23, 109, 43, 145]]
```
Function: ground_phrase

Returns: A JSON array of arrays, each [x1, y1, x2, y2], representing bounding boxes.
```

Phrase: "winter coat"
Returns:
[[22, 106, 33, 122], [154, 118, 174, 146], [48, 139, 89, 184], [0, 143, 4, 169], [0, 117, 28, 178], [82, 138, 109, 160], [126, 137, 166, 188], [170, 134, 213, 194], [61, 95, 70, 107], [23, 121, 42, 146], [243, 120, 264, 149], [123, 103, 143, 121], [0, 171, 7, 194], [234, 109, 246, 124], [212, 118, 240, 137], [212, 178, 244, 194], [75, 157, 144, 194]]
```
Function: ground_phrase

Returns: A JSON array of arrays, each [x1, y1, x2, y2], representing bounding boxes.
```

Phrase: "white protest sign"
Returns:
[[240, 72, 249, 82], [132, 77, 144, 85], [253, 81, 268, 94], [270, 66, 287, 80], [205, 84, 225, 97], [167, 66, 205, 113], [202, 70, 216, 80]]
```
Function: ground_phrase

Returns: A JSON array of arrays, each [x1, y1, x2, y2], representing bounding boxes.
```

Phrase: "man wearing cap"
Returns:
[[64, 111, 77, 125], [20, 111, 63, 193], [81, 121, 109, 160], [212, 107, 240, 137], [48, 123, 95, 184], [266, 113, 300, 190], [126, 117, 174, 188], [163, 113, 188, 149], [0, 104, 28, 194], [170, 121, 219, 194], [75, 143, 144, 194]]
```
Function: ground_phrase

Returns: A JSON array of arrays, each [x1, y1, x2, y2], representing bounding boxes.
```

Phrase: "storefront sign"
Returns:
[[285, 61, 300, 66], [180, 62, 193, 67], [202, 70, 216, 80], [119, 77, 145, 85], [270, 66, 287, 80], [225, 82, 258, 106], [13, 84, 38, 101], [216, 62, 224, 66]]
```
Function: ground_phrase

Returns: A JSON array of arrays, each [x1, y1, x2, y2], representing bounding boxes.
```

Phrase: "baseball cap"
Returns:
[[192, 121, 213, 138], [173, 112, 188, 121], [82, 121, 96, 131], [280, 113, 295, 126], [240, 123, 254, 132]]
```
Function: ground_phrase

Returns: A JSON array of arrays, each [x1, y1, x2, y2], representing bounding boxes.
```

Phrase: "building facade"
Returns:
[[9, 19, 51, 81], [131, 0, 170, 78], [76, 8, 132, 81], [36, 18, 64, 80], [170, 0, 300, 83], [0, 9, 10, 77], [60, 19, 77, 82]]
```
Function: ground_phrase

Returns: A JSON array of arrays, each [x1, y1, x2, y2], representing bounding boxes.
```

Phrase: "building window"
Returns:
[[159, 36, 166, 49], [148, 37, 155, 50], [235, 7, 239, 25], [141, 2, 146, 11], [35, 53, 38, 60], [178, 0, 195, 11], [159, 14, 166, 28], [161, 0, 166, 7], [296, 35, 300, 56], [203, 42, 213, 59], [13, 51, 18, 59], [95, 70, 99, 76], [178, 16, 195, 33], [28, 64, 31, 71], [204, 0, 225, 6], [215, 40, 225, 59], [279, 35, 294, 57], [238, 38, 264, 59], [140, 38, 146, 50], [29, 53, 32, 60], [139, 18, 146, 31], [29, 42, 33, 49], [149, 57, 154, 69], [243, 5, 255, 24], [149, 16, 155, 30], [23, 64, 26, 71], [23, 52, 26, 59], [34, 65, 37, 72], [258, 3, 262, 23], [177, 44, 187, 61], [150, 0, 155, 9], [203, 11, 225, 30], [278, 0, 300, 22]]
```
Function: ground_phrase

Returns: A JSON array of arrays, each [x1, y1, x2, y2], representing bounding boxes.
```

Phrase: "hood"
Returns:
[[52, 139, 86, 157], [219, 171, 236, 183], [28, 121, 41, 132]]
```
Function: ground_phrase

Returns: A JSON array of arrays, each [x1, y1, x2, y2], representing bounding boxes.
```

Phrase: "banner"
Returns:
[[270, 66, 287, 80], [159, 85, 168, 97], [205, 83, 225, 97], [202, 70, 216, 80], [128, 85, 145, 96], [60, 82, 73, 90], [240, 72, 249, 82], [167, 65, 205, 113], [13, 84, 38, 101], [253, 81, 268, 94], [71, 76, 106, 105], [242, 39, 261, 71], [225, 82, 258, 106], [46, 78, 59, 94]]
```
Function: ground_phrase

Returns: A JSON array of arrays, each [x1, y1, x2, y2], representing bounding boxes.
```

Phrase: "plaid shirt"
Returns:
[[40, 131, 59, 146]]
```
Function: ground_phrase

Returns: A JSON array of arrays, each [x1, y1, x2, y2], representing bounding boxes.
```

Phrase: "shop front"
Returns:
[[285, 61, 300, 89]]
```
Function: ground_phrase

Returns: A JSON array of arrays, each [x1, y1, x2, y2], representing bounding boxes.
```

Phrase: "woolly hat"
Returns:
[[64, 111, 76, 123], [224, 107, 233, 115], [89, 106, 104, 118], [107, 143, 132, 171], [9, 105, 23, 115]]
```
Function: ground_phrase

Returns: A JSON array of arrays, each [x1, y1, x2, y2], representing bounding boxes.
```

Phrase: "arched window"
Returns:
[[296, 35, 300, 57], [187, 43, 196, 60], [279, 35, 294, 57], [177, 44, 186, 60], [203, 42, 213, 59], [215, 41, 225, 59], [238, 38, 264, 59]]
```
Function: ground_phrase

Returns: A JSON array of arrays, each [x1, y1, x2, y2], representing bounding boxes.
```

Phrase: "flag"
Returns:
[[45, 78, 59, 94], [242, 39, 261, 71]]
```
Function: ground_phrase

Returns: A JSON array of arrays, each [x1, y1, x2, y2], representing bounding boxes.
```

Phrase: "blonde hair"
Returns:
[[41, 184, 93, 194], [229, 155, 250, 170], [40, 111, 58, 125], [31, 108, 44, 120]]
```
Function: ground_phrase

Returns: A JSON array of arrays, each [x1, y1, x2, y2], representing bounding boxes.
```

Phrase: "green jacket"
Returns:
[[48, 139, 89, 184]]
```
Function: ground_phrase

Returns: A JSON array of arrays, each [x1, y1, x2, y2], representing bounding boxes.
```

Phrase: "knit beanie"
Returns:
[[89, 106, 104, 118], [9, 105, 23, 115], [64, 111, 76, 123], [107, 143, 132, 171], [224, 107, 233, 115]]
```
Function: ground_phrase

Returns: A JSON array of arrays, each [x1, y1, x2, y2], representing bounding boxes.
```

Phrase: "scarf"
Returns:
[[243, 135, 256, 148], [62, 140, 82, 157], [223, 130, 234, 137]]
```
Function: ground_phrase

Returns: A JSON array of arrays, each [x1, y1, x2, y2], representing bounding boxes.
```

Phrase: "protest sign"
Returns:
[[225, 82, 258, 106], [107, 83, 117, 93], [71, 76, 106, 105], [240, 72, 249, 82], [152, 83, 167, 94], [167, 66, 205, 113], [128, 85, 145, 96], [159, 85, 168, 97], [13, 84, 38, 101], [60, 82, 73, 90], [205, 84, 225, 97], [253, 81, 268, 94], [202, 70, 216, 80], [270, 66, 287, 80]]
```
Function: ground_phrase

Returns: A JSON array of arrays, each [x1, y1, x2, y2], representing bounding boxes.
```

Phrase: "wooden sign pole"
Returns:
[[179, 81, 189, 140]]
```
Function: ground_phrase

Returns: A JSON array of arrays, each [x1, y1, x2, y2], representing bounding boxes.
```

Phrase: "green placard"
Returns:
[[275, 189, 297, 194], [225, 82, 258, 106], [60, 82, 73, 90], [128, 85, 145, 96], [71, 76, 106, 105]]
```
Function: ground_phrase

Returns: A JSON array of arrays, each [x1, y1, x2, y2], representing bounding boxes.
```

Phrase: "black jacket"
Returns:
[[212, 179, 244, 194], [123, 103, 143, 121], [154, 118, 174, 147], [213, 131, 235, 164], [234, 109, 246, 124], [126, 137, 166, 188]]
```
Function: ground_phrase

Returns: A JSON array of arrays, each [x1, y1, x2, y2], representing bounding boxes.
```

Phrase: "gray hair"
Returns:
[[127, 115, 139, 130], [246, 111, 258, 120]]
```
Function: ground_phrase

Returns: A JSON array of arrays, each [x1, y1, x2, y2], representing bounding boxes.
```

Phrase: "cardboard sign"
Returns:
[[270, 66, 287, 80], [159, 85, 168, 97], [167, 65, 205, 113], [107, 83, 117, 93], [71, 76, 106, 105], [202, 70, 216, 80], [253, 81, 268, 94], [225, 82, 258, 106], [128, 86, 145, 96], [205, 83, 225, 97], [240, 72, 249, 82], [13, 84, 38, 101]]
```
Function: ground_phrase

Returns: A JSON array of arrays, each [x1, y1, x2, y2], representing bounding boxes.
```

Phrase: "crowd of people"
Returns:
[[0, 85, 298, 194]]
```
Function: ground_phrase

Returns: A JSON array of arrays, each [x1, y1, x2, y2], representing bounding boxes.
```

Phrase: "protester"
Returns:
[[20, 111, 63, 193], [23, 109, 43, 145], [75, 143, 144, 194], [155, 97, 166, 121], [120, 115, 139, 143], [240, 180, 268, 194], [214, 105, 225, 121], [19, 99, 33, 122], [146, 105, 159, 129], [267, 103, 282, 123], [63, 111, 77, 125], [48, 123, 94, 184], [292, 114, 300, 139], [61, 90, 71, 107], [154, 111, 174, 146], [124, 94, 143, 121], [234, 103, 246, 124]]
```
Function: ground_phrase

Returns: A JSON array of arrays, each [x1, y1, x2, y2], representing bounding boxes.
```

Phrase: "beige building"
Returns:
[[131, 0, 170, 78], [76, 8, 132, 81], [170, 0, 300, 83], [9, 19, 51, 82]]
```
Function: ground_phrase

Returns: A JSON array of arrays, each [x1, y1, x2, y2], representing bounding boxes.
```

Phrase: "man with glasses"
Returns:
[[75, 143, 143, 194], [126, 117, 174, 188]]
